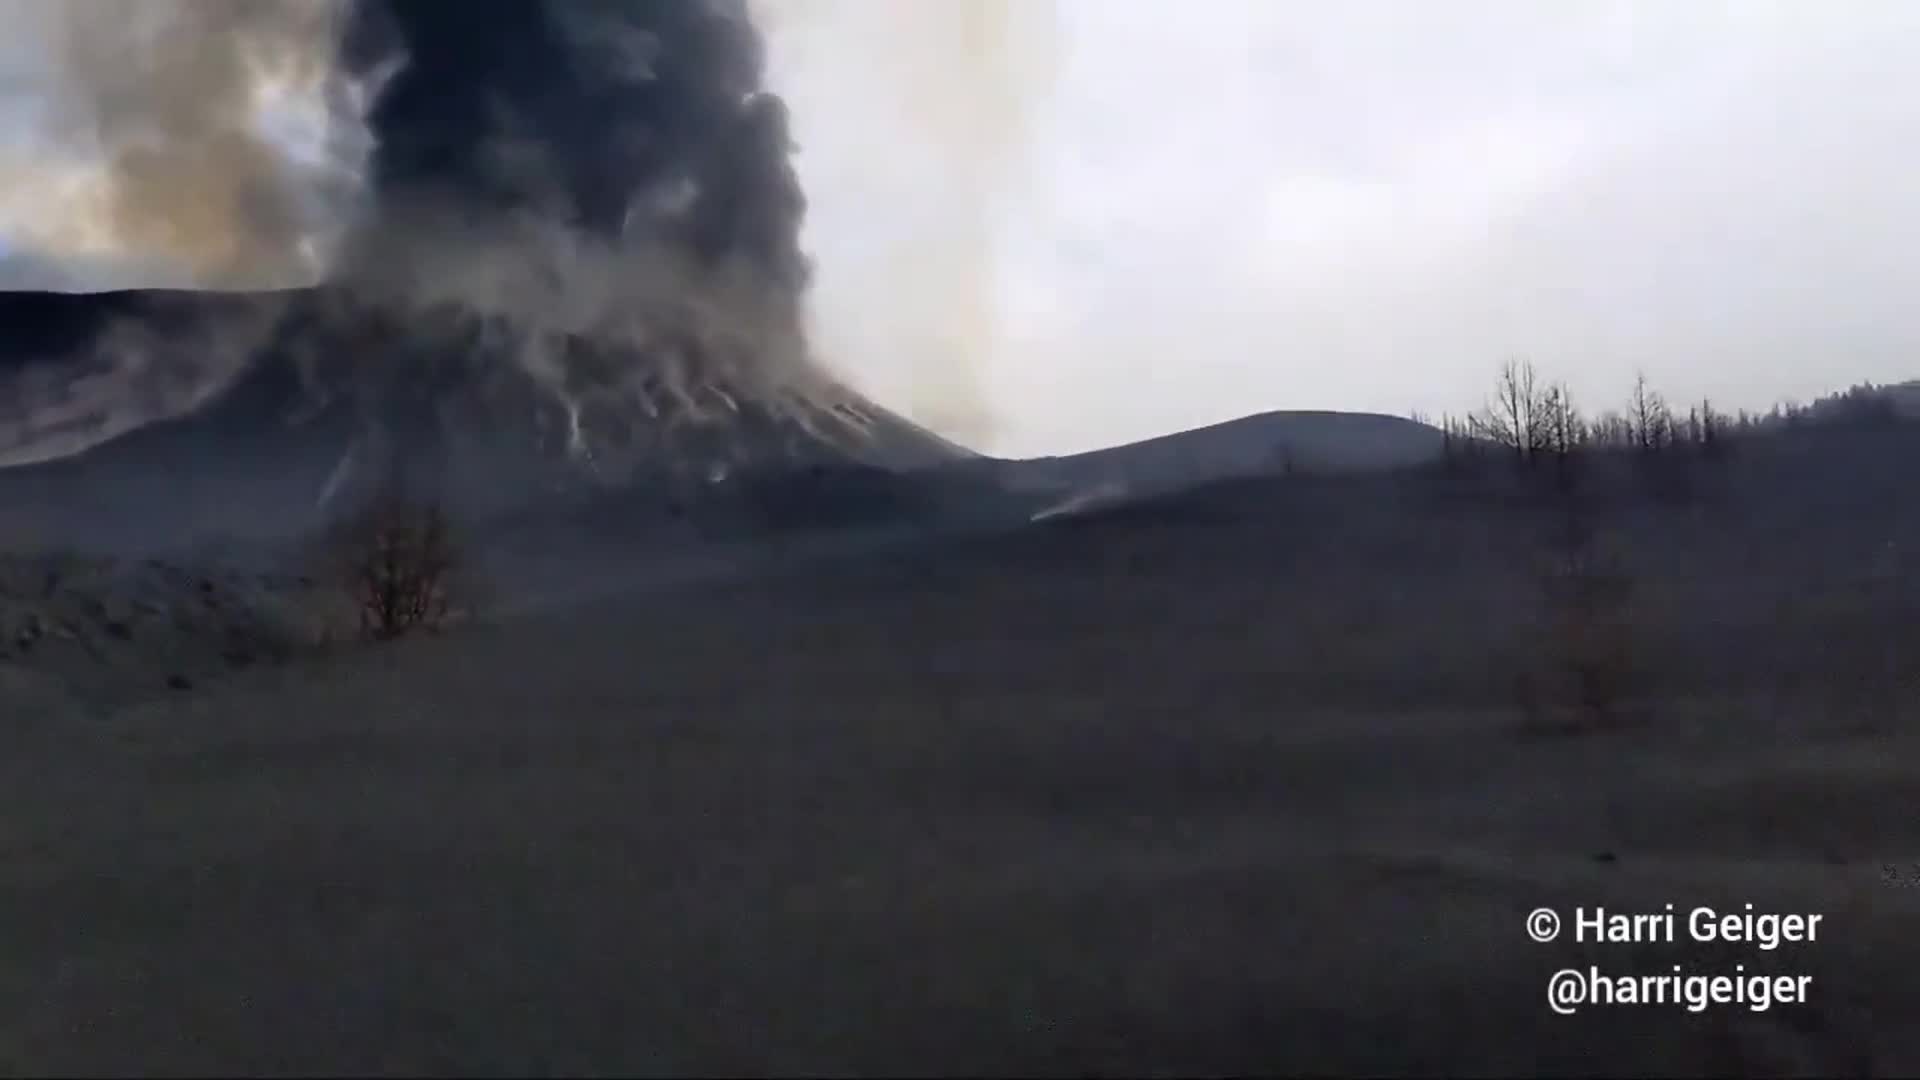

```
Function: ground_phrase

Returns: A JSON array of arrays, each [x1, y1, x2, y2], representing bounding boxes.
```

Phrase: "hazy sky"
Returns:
[[766, 0, 1920, 455], [4, 2, 1920, 458]]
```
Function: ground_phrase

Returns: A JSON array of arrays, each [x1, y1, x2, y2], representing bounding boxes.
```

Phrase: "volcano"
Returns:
[[0, 0, 989, 553], [0, 286, 968, 553]]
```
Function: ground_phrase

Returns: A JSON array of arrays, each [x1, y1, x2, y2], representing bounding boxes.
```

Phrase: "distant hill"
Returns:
[[1762, 379, 1920, 428], [998, 410, 1445, 517]]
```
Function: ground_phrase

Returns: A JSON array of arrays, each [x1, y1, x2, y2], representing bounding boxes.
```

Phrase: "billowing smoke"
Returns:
[[0, 289, 293, 465], [346, 0, 807, 286], [0, 0, 370, 465], [0, 0, 376, 288], [0, 0, 925, 475], [314, 0, 850, 473]]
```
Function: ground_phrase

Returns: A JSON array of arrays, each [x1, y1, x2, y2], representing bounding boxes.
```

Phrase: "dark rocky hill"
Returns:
[[0, 287, 967, 552]]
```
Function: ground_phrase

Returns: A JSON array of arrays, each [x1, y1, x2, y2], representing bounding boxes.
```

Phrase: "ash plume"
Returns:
[[346, 0, 807, 285], [321, 0, 841, 465], [0, 0, 939, 479], [0, 0, 374, 288], [0, 0, 372, 465]]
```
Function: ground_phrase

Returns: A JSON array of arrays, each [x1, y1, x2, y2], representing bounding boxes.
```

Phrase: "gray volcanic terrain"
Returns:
[[3, 421, 1920, 1073]]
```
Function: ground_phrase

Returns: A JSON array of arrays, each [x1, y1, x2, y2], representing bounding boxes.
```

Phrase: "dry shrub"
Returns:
[[1519, 523, 1640, 732], [324, 495, 466, 641]]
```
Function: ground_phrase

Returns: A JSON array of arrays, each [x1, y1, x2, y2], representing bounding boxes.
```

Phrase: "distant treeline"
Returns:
[[1415, 363, 1917, 468]]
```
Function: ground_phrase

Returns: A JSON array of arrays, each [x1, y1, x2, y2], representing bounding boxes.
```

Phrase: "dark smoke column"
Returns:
[[0, 0, 967, 551], [317, 0, 965, 516], [346, 0, 808, 291]]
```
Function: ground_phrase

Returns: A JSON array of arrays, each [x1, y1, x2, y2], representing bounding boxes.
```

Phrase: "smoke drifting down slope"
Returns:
[[0, 0, 963, 501]]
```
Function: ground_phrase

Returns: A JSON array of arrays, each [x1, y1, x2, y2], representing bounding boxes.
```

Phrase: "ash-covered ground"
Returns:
[[0, 418, 1917, 1076]]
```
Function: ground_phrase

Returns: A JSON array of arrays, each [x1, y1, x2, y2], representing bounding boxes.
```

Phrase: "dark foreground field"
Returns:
[[3, 438, 1919, 1075]]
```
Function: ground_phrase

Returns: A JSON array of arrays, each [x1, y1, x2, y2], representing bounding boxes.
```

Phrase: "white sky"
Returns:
[[5, 1, 1920, 459], [765, 0, 1920, 456]]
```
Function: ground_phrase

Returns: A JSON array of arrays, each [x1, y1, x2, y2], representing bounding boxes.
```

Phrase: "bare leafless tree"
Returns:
[[1627, 372, 1673, 453], [327, 495, 462, 641], [1541, 384, 1588, 452], [1526, 382, 1586, 496], [1588, 409, 1632, 449], [1696, 398, 1730, 458], [1471, 358, 1550, 464]]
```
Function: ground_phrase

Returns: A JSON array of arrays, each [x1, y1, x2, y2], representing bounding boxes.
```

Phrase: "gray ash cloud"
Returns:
[[0, 0, 922, 478], [344, 0, 808, 294]]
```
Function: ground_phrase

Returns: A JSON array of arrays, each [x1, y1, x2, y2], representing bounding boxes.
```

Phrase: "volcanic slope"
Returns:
[[0, 286, 966, 552]]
